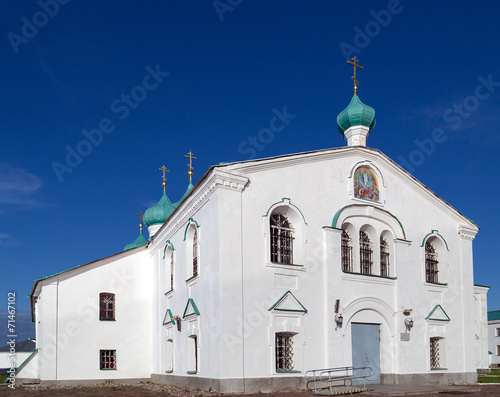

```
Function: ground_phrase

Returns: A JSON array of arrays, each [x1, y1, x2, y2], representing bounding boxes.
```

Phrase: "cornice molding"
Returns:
[[148, 169, 249, 253], [457, 225, 478, 241]]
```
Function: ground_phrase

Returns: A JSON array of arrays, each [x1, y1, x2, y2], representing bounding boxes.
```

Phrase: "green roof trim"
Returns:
[[268, 290, 308, 313], [332, 204, 406, 239], [264, 198, 307, 224], [183, 218, 200, 241], [183, 298, 200, 318], [488, 310, 500, 321], [162, 240, 175, 259], [489, 351, 493, 355], [474, 283, 491, 288], [163, 309, 175, 325], [426, 304, 451, 322], [421, 230, 449, 251]]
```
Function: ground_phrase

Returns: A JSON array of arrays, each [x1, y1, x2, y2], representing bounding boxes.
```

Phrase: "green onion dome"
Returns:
[[337, 95, 376, 135]]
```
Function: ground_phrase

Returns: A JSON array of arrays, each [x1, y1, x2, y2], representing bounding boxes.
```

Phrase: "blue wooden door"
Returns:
[[351, 323, 381, 384]]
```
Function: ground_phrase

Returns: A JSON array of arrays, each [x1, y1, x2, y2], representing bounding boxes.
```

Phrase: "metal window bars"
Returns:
[[99, 293, 115, 320], [270, 214, 294, 265], [276, 332, 294, 371], [425, 241, 439, 283], [193, 230, 198, 276], [100, 349, 116, 369], [430, 337, 440, 368], [341, 230, 353, 272], [359, 231, 373, 275], [380, 236, 389, 277], [170, 251, 174, 290]]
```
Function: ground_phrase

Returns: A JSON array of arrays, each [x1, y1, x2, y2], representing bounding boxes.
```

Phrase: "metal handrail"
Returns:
[[304, 366, 373, 394]]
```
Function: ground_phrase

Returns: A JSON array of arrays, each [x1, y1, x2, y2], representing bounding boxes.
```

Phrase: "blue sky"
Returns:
[[1, 1, 500, 340]]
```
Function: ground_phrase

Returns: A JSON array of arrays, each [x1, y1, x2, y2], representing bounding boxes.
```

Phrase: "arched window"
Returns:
[[425, 241, 439, 282], [341, 230, 353, 272], [270, 214, 294, 264], [380, 236, 389, 276], [359, 231, 373, 275], [192, 229, 198, 277]]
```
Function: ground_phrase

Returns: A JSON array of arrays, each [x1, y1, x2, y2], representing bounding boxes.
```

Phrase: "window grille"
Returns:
[[270, 214, 294, 264], [430, 337, 440, 368], [170, 251, 174, 291], [193, 229, 198, 277], [99, 293, 115, 320], [359, 231, 373, 274], [380, 236, 390, 276], [276, 332, 294, 371], [425, 241, 439, 283], [341, 230, 353, 272], [100, 349, 116, 369]]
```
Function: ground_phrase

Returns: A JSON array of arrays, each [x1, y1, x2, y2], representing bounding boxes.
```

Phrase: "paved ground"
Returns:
[[0, 383, 499, 396]]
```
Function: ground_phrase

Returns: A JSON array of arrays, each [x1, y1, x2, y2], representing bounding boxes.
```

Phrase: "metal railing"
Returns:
[[304, 366, 373, 395]]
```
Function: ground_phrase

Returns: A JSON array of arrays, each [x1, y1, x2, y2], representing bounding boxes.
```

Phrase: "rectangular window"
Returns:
[[497, 345, 500, 356], [187, 336, 198, 373], [166, 339, 174, 372], [170, 251, 174, 291], [425, 242, 439, 283], [430, 337, 440, 369], [276, 332, 294, 372], [193, 230, 198, 277], [496, 328, 500, 337], [100, 349, 116, 370], [359, 231, 373, 275], [99, 293, 115, 320]]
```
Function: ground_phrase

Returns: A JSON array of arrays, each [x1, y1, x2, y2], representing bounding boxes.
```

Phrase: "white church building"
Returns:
[[16, 66, 490, 392]]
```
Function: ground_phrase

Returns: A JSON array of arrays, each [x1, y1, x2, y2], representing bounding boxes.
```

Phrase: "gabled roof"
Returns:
[[488, 310, 500, 321], [0, 339, 35, 353]]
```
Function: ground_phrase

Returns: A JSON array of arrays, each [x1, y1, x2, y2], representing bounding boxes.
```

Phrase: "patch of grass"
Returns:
[[490, 368, 500, 375], [478, 376, 500, 383]]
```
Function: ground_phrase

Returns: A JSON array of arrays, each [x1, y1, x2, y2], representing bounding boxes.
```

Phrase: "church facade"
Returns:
[[17, 89, 489, 392]]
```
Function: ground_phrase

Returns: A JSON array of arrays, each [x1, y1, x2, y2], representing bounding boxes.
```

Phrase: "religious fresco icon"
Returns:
[[354, 166, 379, 202]]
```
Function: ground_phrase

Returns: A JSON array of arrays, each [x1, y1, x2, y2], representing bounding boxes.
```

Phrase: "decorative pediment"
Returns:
[[268, 291, 307, 313], [163, 309, 175, 325], [183, 298, 200, 318], [425, 304, 450, 322]]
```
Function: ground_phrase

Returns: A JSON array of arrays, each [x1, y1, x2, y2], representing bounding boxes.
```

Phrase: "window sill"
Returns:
[[165, 289, 174, 296], [100, 368, 117, 370], [99, 318, 116, 321], [424, 281, 448, 287], [276, 370, 301, 374], [267, 262, 306, 272], [165, 370, 173, 373], [187, 371, 198, 375], [186, 274, 199, 284], [342, 270, 397, 280], [431, 368, 447, 371]]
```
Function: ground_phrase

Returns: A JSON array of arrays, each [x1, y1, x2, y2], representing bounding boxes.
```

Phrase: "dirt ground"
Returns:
[[1, 383, 500, 397]]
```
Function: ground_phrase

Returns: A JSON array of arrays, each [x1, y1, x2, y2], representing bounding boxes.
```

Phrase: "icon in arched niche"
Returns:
[[354, 166, 379, 202]]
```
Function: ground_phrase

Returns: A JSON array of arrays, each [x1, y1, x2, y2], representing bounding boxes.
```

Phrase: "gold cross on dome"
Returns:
[[159, 165, 169, 190], [137, 211, 144, 230], [346, 56, 364, 96], [185, 151, 197, 181]]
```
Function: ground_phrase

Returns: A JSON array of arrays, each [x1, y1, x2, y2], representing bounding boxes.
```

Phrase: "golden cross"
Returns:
[[159, 165, 169, 190], [346, 56, 364, 96], [137, 211, 144, 230], [185, 151, 197, 181]]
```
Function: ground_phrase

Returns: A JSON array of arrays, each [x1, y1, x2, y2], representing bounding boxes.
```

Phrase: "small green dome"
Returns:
[[124, 230, 147, 251], [337, 95, 376, 135], [173, 182, 194, 208], [143, 191, 176, 227]]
